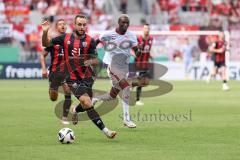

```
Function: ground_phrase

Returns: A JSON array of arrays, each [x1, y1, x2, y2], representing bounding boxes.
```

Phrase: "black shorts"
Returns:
[[49, 72, 67, 91], [214, 61, 225, 68], [136, 70, 152, 78], [68, 78, 94, 99]]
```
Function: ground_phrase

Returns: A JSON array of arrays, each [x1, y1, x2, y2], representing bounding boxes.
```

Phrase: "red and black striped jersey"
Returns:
[[44, 45, 65, 73], [51, 33, 97, 80], [135, 35, 153, 70], [214, 40, 226, 63]]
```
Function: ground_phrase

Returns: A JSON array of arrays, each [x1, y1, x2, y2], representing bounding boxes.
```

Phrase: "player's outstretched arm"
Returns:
[[40, 51, 48, 78], [42, 21, 51, 47]]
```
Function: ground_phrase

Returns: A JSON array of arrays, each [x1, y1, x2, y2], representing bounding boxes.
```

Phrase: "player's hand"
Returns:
[[42, 21, 50, 32], [84, 59, 92, 66], [72, 48, 77, 54], [42, 69, 48, 78]]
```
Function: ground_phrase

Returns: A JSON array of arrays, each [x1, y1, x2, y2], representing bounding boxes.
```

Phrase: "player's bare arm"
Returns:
[[40, 51, 48, 78], [42, 21, 51, 47]]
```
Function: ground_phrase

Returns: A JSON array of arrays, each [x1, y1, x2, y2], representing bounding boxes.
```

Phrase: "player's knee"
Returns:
[[81, 101, 92, 109], [50, 94, 58, 101], [50, 96, 57, 101], [49, 90, 58, 101], [85, 101, 92, 109], [62, 84, 71, 95], [79, 96, 92, 109]]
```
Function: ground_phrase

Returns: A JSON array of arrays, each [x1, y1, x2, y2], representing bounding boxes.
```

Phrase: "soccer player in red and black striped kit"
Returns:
[[40, 19, 72, 125], [42, 14, 116, 139], [134, 24, 153, 105], [208, 32, 230, 91]]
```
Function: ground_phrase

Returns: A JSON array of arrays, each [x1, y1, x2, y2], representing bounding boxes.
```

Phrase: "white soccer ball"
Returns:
[[58, 128, 75, 144]]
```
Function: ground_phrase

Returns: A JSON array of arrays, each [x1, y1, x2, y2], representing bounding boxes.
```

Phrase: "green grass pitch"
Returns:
[[0, 80, 239, 160]]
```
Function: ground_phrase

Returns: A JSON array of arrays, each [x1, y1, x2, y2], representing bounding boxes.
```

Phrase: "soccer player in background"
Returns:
[[42, 14, 116, 139], [92, 14, 142, 128], [134, 23, 153, 106], [40, 19, 72, 125], [208, 32, 230, 91], [180, 37, 195, 80], [206, 35, 218, 83]]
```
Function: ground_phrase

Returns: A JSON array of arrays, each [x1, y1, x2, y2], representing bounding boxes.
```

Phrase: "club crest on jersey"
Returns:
[[67, 41, 71, 45], [82, 42, 88, 47]]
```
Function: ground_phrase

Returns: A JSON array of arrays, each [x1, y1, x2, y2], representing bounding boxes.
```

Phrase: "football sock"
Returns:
[[86, 107, 105, 130], [75, 103, 85, 113], [122, 86, 130, 121], [63, 94, 71, 117], [136, 86, 142, 101]]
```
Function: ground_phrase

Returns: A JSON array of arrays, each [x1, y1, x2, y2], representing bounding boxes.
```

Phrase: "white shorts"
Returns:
[[107, 67, 128, 90]]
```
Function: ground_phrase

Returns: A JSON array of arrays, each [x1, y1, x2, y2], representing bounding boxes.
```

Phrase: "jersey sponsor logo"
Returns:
[[82, 42, 87, 47], [58, 49, 64, 56], [143, 45, 150, 52], [103, 40, 133, 52]]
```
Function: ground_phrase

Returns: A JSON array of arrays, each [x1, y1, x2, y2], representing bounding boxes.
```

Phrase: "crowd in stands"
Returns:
[[0, 0, 239, 62], [0, 0, 113, 62]]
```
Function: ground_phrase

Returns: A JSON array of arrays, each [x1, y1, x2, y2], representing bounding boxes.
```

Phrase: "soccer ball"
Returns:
[[58, 128, 75, 144]]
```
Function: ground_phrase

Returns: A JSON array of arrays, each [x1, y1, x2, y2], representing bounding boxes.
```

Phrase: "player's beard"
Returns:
[[117, 27, 127, 35], [75, 29, 84, 37], [119, 28, 127, 34]]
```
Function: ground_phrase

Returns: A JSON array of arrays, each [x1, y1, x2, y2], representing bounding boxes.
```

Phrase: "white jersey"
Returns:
[[100, 29, 138, 70]]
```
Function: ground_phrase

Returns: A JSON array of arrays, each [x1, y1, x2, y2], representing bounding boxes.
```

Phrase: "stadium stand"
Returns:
[[0, 0, 240, 62]]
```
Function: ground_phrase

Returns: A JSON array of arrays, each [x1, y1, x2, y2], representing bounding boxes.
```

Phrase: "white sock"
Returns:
[[122, 86, 130, 121], [72, 106, 76, 113], [102, 127, 109, 134]]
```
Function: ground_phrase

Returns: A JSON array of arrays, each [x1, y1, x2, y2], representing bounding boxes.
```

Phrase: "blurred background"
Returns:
[[0, 0, 240, 80]]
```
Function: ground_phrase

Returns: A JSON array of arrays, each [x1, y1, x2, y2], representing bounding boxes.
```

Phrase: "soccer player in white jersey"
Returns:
[[92, 14, 141, 128]]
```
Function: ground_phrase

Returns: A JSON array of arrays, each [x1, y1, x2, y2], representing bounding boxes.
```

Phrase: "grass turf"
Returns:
[[0, 80, 239, 160]]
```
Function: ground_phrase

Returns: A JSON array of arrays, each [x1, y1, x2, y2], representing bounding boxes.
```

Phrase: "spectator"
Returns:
[[0, 0, 6, 23], [120, 0, 128, 13], [37, 0, 48, 13]]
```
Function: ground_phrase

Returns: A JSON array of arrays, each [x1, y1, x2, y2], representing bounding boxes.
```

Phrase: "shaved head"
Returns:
[[117, 14, 130, 34], [118, 14, 129, 23]]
